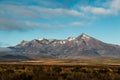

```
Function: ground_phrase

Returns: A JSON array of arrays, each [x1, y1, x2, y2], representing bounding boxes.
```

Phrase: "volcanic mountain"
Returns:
[[0, 33, 120, 60]]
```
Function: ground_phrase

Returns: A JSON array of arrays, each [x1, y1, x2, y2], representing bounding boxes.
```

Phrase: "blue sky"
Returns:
[[0, 0, 120, 47]]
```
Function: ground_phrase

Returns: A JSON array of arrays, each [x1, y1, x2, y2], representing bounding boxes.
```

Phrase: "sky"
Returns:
[[0, 0, 120, 47]]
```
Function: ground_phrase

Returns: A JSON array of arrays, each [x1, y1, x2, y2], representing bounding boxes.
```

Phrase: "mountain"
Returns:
[[0, 33, 120, 60]]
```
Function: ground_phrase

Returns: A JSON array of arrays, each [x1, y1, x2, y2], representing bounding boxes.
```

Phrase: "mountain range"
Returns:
[[0, 33, 120, 61]]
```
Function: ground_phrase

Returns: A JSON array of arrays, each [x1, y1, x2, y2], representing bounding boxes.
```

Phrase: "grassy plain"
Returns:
[[0, 58, 120, 80]]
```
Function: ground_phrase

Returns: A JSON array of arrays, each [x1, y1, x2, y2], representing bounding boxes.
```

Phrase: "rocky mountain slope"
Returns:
[[0, 33, 120, 60]]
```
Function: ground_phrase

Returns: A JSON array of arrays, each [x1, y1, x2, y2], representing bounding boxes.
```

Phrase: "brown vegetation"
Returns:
[[0, 64, 120, 80]]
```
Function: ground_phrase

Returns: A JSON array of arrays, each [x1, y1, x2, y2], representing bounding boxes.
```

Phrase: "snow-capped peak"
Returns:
[[38, 38, 44, 41], [81, 34, 90, 40], [67, 37, 76, 41]]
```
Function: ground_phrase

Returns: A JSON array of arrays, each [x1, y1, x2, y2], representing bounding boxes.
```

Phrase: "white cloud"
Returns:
[[80, 6, 111, 15], [70, 22, 84, 26], [29, 6, 83, 17], [25, 21, 51, 28], [0, 18, 26, 31], [1, 0, 120, 31], [80, 0, 120, 15], [110, 0, 120, 14], [0, 4, 84, 31], [55, 8, 83, 16], [0, 4, 83, 19]]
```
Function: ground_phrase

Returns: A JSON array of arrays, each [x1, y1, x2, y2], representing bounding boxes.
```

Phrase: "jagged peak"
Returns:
[[80, 33, 90, 39], [21, 40, 28, 44], [31, 39, 38, 42], [38, 38, 45, 41], [81, 33, 90, 37], [76, 33, 91, 40], [67, 37, 76, 41], [16, 40, 28, 47]]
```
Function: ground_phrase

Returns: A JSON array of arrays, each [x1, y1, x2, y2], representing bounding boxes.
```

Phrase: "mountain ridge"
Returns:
[[0, 33, 120, 61]]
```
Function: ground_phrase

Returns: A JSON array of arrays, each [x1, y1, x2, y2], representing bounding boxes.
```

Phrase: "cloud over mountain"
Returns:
[[0, 0, 120, 31], [80, 0, 120, 15]]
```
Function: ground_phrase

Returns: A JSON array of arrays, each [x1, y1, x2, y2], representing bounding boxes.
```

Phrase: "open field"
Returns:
[[1, 57, 120, 65], [0, 58, 120, 80], [0, 64, 120, 80], [24, 57, 120, 65]]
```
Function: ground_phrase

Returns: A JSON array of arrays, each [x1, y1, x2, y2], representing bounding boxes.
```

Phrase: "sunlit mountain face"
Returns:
[[0, 33, 120, 61]]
